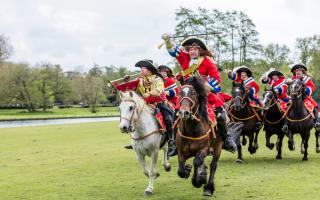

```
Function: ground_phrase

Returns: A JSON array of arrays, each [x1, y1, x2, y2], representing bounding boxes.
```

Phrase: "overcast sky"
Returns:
[[1, 0, 319, 71]]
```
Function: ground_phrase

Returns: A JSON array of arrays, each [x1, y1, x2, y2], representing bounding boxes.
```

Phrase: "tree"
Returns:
[[263, 43, 290, 67], [0, 34, 13, 62], [237, 11, 260, 65]]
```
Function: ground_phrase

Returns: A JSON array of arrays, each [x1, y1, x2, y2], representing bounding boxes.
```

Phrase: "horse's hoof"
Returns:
[[192, 178, 203, 188], [302, 157, 308, 161], [144, 191, 153, 196], [164, 165, 171, 172], [156, 172, 160, 178], [203, 190, 213, 197], [235, 159, 243, 163], [276, 155, 282, 160], [316, 147, 320, 153]]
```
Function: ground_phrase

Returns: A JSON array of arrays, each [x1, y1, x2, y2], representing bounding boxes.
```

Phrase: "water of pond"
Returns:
[[0, 117, 120, 128]]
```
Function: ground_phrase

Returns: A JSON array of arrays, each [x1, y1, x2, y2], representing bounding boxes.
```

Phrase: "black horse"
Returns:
[[228, 82, 262, 163], [286, 79, 314, 161], [262, 88, 286, 160]]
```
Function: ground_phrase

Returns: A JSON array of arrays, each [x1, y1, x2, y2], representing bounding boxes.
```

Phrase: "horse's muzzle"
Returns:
[[178, 109, 191, 120]]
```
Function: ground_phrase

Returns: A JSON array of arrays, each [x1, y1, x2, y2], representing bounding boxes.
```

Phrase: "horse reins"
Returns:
[[263, 91, 286, 124], [120, 99, 163, 140]]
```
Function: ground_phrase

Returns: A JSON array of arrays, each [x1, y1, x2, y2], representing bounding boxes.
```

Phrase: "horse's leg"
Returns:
[[136, 153, 149, 178], [253, 130, 259, 151], [248, 134, 256, 154], [242, 134, 247, 145], [300, 139, 305, 155], [236, 143, 243, 163], [177, 153, 192, 179], [276, 132, 284, 160], [288, 129, 295, 151], [144, 151, 159, 196], [302, 132, 310, 161], [265, 130, 275, 150], [192, 151, 207, 188], [162, 144, 171, 171], [203, 140, 223, 196], [315, 130, 320, 153]]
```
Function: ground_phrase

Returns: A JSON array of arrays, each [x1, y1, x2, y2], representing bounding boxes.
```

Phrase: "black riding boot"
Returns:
[[313, 108, 320, 131], [215, 107, 237, 153], [158, 104, 177, 157]]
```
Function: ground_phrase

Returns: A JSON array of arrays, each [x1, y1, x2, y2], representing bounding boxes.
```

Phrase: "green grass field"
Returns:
[[0, 107, 119, 120], [0, 122, 320, 200]]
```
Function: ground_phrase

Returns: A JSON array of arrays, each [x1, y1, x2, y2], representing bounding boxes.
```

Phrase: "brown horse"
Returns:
[[176, 76, 243, 196], [228, 82, 262, 163]]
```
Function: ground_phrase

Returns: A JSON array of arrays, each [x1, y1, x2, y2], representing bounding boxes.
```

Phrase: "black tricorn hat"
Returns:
[[268, 70, 284, 78], [135, 59, 158, 74], [289, 63, 308, 73], [235, 66, 253, 77], [158, 65, 173, 77], [181, 37, 209, 51]]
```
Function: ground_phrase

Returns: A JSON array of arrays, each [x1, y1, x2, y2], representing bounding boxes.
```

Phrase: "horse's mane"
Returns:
[[184, 76, 209, 123]]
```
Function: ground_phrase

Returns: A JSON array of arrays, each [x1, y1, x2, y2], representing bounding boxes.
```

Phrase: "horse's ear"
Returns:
[[129, 91, 133, 97]]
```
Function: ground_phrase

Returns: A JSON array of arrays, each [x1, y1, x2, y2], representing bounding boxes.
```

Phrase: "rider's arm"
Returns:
[[164, 78, 177, 97], [206, 58, 222, 94], [304, 77, 315, 96], [148, 77, 165, 97]]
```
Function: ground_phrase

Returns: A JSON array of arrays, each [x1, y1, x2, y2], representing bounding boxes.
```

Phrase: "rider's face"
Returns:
[[240, 72, 248, 80], [160, 71, 168, 78], [141, 67, 151, 76], [187, 47, 199, 59], [295, 69, 303, 78], [271, 75, 278, 81]]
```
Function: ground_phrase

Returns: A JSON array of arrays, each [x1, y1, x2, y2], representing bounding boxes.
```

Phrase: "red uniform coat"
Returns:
[[164, 77, 178, 107], [292, 75, 317, 107], [263, 77, 289, 102], [169, 45, 224, 107]]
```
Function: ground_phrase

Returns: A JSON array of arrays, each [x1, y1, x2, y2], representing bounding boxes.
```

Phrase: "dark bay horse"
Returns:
[[228, 82, 262, 163], [286, 79, 314, 161], [262, 88, 286, 160], [176, 76, 243, 196]]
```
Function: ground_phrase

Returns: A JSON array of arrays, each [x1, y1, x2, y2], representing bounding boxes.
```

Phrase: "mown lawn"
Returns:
[[0, 122, 320, 200], [0, 107, 119, 120]]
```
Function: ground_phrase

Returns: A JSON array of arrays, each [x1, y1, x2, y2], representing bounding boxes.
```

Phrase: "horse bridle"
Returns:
[[120, 99, 138, 132], [263, 91, 276, 109], [180, 85, 198, 110], [290, 82, 303, 98], [232, 88, 248, 108]]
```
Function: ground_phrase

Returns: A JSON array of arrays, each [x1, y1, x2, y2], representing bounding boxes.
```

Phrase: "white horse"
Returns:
[[118, 90, 171, 196]]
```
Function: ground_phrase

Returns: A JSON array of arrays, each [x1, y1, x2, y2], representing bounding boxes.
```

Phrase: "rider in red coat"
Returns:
[[162, 34, 237, 152], [158, 65, 178, 108], [289, 63, 320, 131], [228, 66, 262, 107], [261, 68, 290, 103]]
